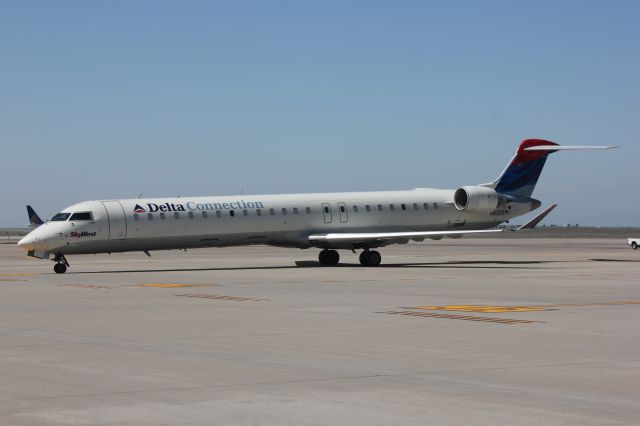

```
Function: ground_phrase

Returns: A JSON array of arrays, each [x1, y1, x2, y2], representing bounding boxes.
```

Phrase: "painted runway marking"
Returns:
[[137, 283, 213, 288], [383, 310, 541, 324], [58, 284, 112, 289], [176, 293, 269, 302], [411, 305, 550, 313], [409, 301, 640, 313]]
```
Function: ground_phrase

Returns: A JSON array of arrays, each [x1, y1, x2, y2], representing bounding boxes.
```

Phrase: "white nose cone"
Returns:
[[18, 234, 34, 250]]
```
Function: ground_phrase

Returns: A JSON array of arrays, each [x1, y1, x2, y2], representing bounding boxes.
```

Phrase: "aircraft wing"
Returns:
[[308, 229, 503, 244], [308, 202, 559, 245]]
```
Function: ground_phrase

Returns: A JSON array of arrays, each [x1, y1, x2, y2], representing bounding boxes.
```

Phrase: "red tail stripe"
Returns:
[[510, 139, 558, 166]]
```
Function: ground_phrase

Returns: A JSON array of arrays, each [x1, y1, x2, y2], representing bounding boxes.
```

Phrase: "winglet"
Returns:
[[515, 204, 558, 231], [26, 205, 44, 227]]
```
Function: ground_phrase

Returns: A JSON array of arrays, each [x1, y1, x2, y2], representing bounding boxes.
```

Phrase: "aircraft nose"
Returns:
[[18, 234, 34, 249]]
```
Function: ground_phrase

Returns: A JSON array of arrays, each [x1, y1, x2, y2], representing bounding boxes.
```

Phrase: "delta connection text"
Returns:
[[143, 200, 265, 213]]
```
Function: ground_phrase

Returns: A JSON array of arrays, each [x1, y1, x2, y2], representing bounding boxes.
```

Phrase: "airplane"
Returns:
[[18, 139, 615, 273]]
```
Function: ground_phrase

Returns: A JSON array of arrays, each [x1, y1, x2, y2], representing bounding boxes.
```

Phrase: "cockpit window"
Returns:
[[69, 212, 93, 221], [51, 213, 71, 221]]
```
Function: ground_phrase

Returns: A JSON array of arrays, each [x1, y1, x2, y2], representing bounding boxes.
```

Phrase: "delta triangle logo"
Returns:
[[133, 204, 145, 213]]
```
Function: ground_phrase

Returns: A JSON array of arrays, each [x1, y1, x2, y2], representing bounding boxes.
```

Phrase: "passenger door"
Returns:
[[101, 201, 127, 239]]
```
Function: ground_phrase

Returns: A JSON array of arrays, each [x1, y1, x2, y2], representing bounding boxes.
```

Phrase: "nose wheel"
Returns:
[[53, 254, 69, 274], [359, 250, 382, 266]]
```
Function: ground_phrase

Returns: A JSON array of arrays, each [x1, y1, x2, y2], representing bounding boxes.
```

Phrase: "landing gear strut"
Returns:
[[318, 249, 340, 266], [359, 250, 382, 266], [53, 254, 69, 274]]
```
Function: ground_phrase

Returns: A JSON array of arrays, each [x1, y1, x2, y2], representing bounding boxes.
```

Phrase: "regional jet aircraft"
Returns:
[[19, 139, 614, 273]]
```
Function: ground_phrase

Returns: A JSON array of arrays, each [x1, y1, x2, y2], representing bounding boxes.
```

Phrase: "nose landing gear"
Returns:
[[53, 254, 69, 274]]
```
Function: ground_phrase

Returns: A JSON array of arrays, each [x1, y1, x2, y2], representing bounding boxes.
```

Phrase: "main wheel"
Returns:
[[367, 250, 382, 266], [359, 250, 382, 266], [54, 263, 67, 274], [319, 249, 340, 266], [632, 242, 638, 250]]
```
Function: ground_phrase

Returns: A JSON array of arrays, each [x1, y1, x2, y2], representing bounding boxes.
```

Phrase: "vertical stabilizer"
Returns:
[[493, 139, 558, 197]]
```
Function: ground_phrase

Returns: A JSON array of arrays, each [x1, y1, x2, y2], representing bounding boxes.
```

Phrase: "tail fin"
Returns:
[[26, 205, 44, 228], [491, 139, 615, 197]]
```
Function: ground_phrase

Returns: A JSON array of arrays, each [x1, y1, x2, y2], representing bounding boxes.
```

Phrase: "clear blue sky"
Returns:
[[1, 1, 638, 227]]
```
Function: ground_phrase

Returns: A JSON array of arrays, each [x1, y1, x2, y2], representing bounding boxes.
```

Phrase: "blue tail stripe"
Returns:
[[495, 157, 548, 197]]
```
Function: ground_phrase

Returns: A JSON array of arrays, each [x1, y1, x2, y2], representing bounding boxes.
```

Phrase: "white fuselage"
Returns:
[[18, 188, 536, 257]]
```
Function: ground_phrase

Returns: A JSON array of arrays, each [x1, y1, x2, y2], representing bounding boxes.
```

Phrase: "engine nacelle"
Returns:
[[454, 186, 506, 212]]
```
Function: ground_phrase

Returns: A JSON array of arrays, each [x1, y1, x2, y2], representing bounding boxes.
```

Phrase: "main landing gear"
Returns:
[[53, 254, 69, 274], [318, 249, 382, 266], [318, 249, 340, 266], [359, 250, 381, 266]]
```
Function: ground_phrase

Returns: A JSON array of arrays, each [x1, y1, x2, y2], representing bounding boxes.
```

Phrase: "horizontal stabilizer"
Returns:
[[524, 145, 617, 151], [516, 204, 558, 231]]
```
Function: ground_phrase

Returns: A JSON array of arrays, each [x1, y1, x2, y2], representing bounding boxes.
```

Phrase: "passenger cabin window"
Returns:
[[340, 205, 345, 213], [188, 211, 194, 219], [282, 208, 287, 215], [324, 206, 329, 214], [270, 208, 275, 215], [257, 209, 262, 216], [147, 213, 153, 220], [160, 212, 166, 219], [243, 209, 248, 216], [378, 204, 383, 211], [433, 203, 439, 209], [389, 204, 395, 211], [353, 205, 358, 212], [216, 210, 221, 218], [293, 207, 298, 215], [174, 212, 180, 219], [413, 203, 418, 210], [202, 211, 208, 218], [133, 214, 139, 221], [305, 207, 311, 214], [365, 205, 371, 212], [230, 210, 235, 217], [51, 213, 71, 221], [401, 204, 406, 210], [423, 203, 429, 210], [69, 212, 93, 221]]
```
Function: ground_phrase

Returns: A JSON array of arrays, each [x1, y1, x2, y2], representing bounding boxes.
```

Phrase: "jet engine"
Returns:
[[453, 186, 506, 212]]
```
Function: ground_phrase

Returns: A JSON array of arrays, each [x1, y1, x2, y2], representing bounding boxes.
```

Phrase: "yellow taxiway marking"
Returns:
[[411, 301, 640, 313], [0, 278, 27, 282], [383, 310, 541, 324], [58, 284, 112, 289], [412, 305, 550, 313], [138, 283, 212, 288], [176, 293, 269, 302]]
